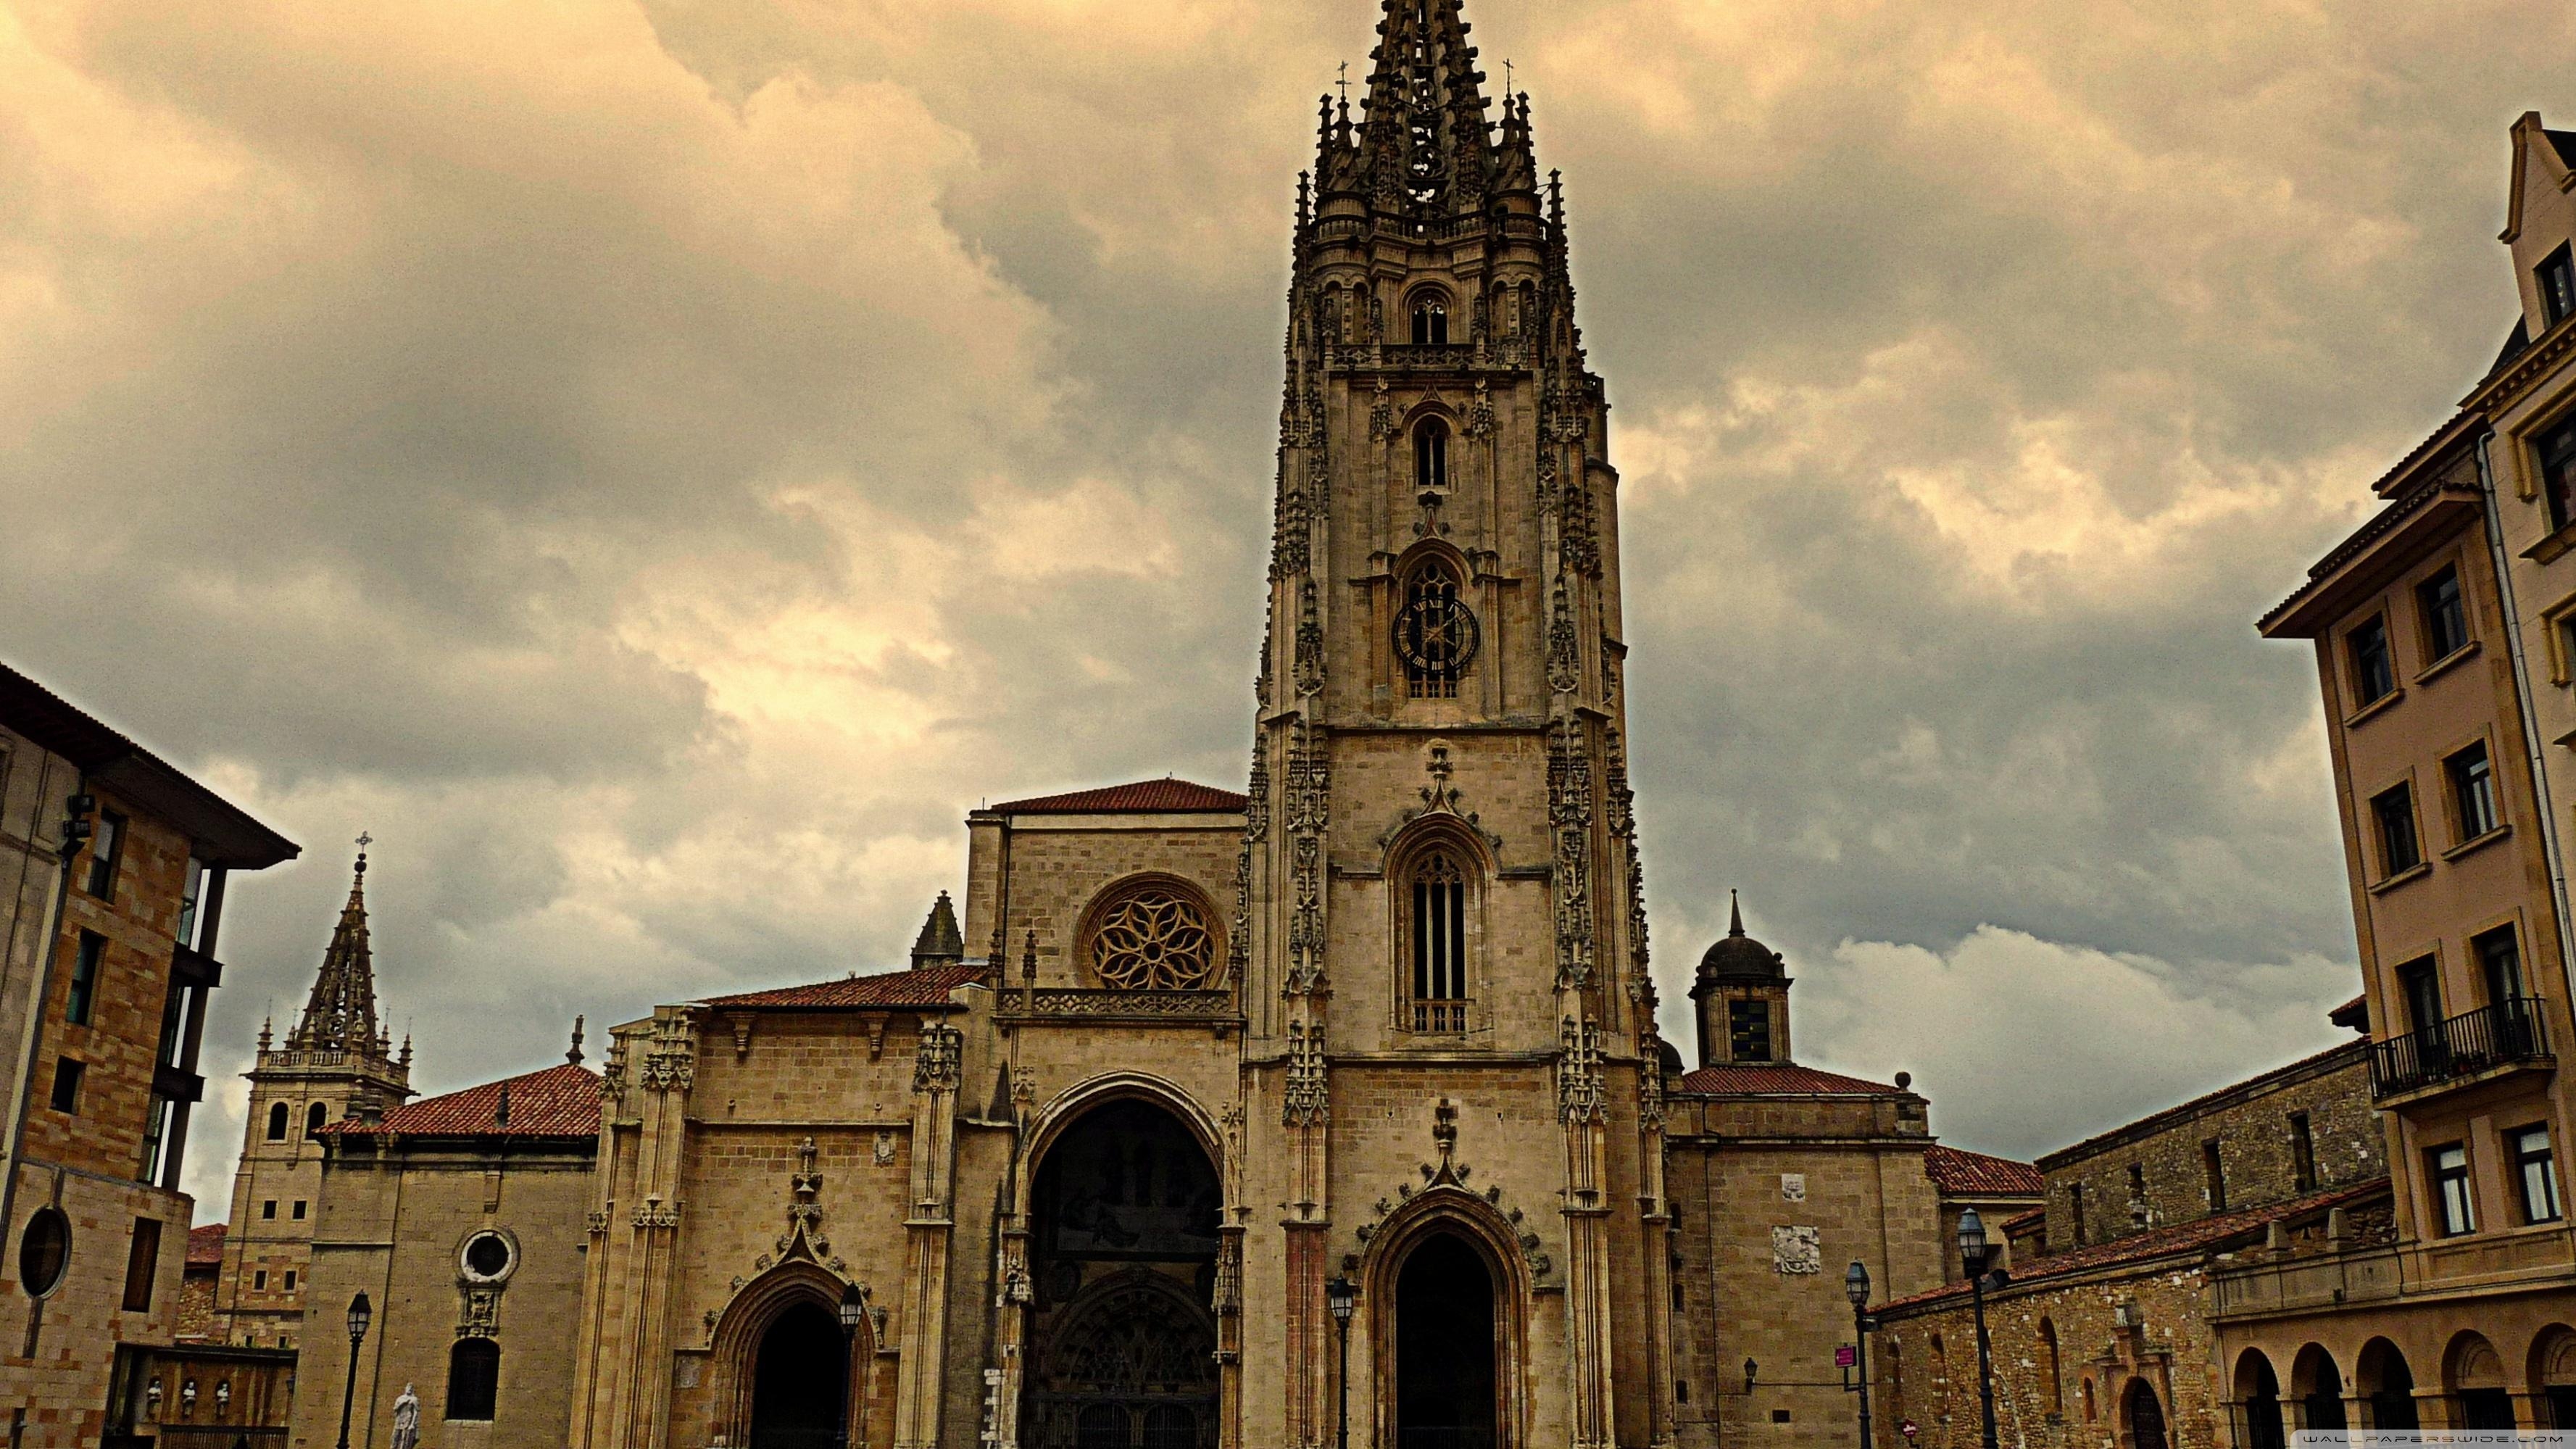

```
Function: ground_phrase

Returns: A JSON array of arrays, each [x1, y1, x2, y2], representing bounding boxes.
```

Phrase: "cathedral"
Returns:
[[201, 4, 2021, 1447]]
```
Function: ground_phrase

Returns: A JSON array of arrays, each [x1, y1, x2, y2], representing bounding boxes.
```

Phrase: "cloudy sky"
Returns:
[[5, 0, 2568, 1209]]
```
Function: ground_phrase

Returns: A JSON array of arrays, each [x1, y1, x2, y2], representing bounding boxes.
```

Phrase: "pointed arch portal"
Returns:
[[1395, 1232, 1497, 1449], [1023, 1097, 1221, 1449], [749, 1302, 846, 1449]]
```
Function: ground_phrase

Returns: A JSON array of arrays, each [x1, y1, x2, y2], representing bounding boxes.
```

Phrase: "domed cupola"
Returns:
[[1690, 892, 1793, 1067]]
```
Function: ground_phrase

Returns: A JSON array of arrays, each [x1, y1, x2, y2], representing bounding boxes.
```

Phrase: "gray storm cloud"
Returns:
[[2, 0, 2566, 1204]]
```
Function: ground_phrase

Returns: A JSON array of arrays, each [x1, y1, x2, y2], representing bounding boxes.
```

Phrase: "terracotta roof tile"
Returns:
[[989, 779, 1247, 815], [325, 1063, 600, 1141], [186, 1224, 227, 1266], [2001, 1207, 2045, 1234], [1925, 1145, 2044, 1197], [699, 959, 985, 1010], [1675, 1063, 1905, 1096], [1874, 1178, 2389, 1313]]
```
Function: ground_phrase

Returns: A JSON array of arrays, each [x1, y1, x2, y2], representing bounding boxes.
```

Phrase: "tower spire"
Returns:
[[1348, 0, 1495, 215], [290, 839, 386, 1056]]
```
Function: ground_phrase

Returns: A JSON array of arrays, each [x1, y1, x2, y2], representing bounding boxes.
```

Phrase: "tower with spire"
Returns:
[[1234, 1, 1669, 1442], [209, 842, 413, 1349]]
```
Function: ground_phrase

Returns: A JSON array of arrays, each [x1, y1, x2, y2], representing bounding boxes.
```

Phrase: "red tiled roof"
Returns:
[[1925, 1145, 2044, 1197], [186, 1224, 227, 1266], [1676, 1063, 1906, 1096], [325, 1063, 600, 1141], [2330, 994, 2369, 1031], [989, 779, 1247, 815], [1874, 1178, 2389, 1313], [700, 959, 984, 1010], [2001, 1207, 2045, 1235]]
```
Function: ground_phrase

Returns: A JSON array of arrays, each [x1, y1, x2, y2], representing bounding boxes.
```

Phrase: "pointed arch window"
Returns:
[[1415, 417, 1450, 493], [1411, 297, 1449, 346], [1395, 556, 1476, 699], [1410, 850, 1469, 1032]]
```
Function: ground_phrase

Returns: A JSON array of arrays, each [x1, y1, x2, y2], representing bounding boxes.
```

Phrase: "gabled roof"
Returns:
[[186, 1224, 227, 1266], [989, 779, 1247, 815], [0, 660, 298, 868], [2001, 1206, 2045, 1235], [699, 958, 985, 1011], [1675, 1063, 1906, 1097], [1874, 1178, 2388, 1313], [324, 1062, 600, 1141], [1924, 1144, 2044, 1197]]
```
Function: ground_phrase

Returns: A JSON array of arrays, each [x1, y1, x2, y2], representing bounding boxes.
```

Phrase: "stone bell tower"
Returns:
[[1235, 1, 1674, 1443]]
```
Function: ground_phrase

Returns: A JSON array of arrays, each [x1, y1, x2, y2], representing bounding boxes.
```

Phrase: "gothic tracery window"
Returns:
[[1410, 850, 1468, 1031], [1395, 557, 1476, 699], [1410, 297, 1448, 346], [1086, 884, 1218, 991]]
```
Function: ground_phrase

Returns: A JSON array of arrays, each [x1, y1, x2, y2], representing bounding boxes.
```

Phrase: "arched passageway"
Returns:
[[2359, 1339, 2419, 1429], [1023, 1097, 1221, 1449], [1395, 1232, 1497, 1449], [749, 1302, 847, 1449], [2235, 1350, 2285, 1449], [2294, 1345, 2348, 1431]]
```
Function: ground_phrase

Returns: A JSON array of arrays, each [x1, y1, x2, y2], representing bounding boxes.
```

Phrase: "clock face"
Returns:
[[1394, 591, 1480, 676]]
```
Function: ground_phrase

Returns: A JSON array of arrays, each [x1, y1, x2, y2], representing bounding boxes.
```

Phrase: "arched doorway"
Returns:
[[2124, 1379, 2168, 1449], [749, 1302, 847, 1449], [1023, 1098, 1221, 1449], [2235, 1350, 2285, 1449], [2446, 1331, 2512, 1429], [2293, 1344, 2347, 1432], [1395, 1232, 1497, 1449]]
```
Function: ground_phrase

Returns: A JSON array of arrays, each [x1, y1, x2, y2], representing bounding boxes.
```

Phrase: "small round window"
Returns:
[[19, 1208, 70, 1298], [459, 1231, 514, 1284]]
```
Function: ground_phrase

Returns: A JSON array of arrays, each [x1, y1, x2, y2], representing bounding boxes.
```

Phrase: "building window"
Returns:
[[2128, 1161, 2148, 1226], [2202, 1139, 2227, 1212], [261, 1200, 276, 1221], [2372, 784, 2421, 876], [17, 1208, 70, 1298], [2067, 1182, 2086, 1245], [2514, 1125, 2563, 1224], [306, 1103, 330, 1138], [2290, 1111, 2317, 1192], [2448, 742, 2498, 840], [267, 1103, 289, 1142], [1729, 998, 1773, 1063], [283, 1271, 296, 1292], [137, 1095, 173, 1186], [252, 1270, 267, 1291], [2543, 244, 2576, 328], [2418, 565, 2469, 661], [175, 858, 206, 952], [1410, 850, 1469, 1031], [2431, 1143, 2476, 1236], [1410, 296, 1449, 346], [86, 810, 124, 898], [2540, 417, 2576, 533], [291, 1201, 307, 1221], [2348, 618, 2396, 706], [49, 1058, 83, 1114], [66, 931, 104, 1028], [2398, 957, 2443, 1037], [447, 1338, 501, 1421], [462, 1232, 515, 1284], [2476, 926, 2525, 1008], [2039, 1318, 2063, 1416], [1395, 557, 1476, 699], [1414, 416, 1450, 493], [121, 1218, 161, 1313]]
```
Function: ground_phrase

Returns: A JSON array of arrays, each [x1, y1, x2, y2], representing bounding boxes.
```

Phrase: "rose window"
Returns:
[[1089, 890, 1217, 990]]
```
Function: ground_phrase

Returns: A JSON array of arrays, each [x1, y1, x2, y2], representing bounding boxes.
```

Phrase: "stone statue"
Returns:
[[391, 1384, 420, 1449]]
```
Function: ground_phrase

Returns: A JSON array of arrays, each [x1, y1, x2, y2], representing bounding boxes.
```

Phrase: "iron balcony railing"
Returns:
[[2369, 997, 2550, 1099]]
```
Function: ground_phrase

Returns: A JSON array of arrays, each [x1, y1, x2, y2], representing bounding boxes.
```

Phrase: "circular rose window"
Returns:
[[1087, 887, 1217, 991], [18, 1208, 70, 1298]]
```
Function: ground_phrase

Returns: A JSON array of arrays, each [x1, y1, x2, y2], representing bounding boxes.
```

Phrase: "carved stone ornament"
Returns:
[[1557, 1016, 1605, 1125], [640, 1016, 696, 1095], [913, 1022, 963, 1095], [1088, 887, 1218, 991], [873, 1131, 896, 1167], [1772, 1225, 1822, 1275], [1545, 584, 1580, 695], [1281, 717, 1331, 997], [1293, 581, 1325, 697], [775, 1137, 830, 1261], [1345, 1101, 1555, 1285], [1547, 721, 1597, 990], [457, 1285, 501, 1340], [1465, 378, 1495, 440], [1283, 1021, 1329, 1126]]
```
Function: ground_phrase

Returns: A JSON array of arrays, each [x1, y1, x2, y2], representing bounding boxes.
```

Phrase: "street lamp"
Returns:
[[1326, 1275, 1358, 1449], [1845, 1261, 1877, 1449], [1956, 1210, 2002, 1449], [836, 1284, 866, 1449], [336, 1290, 372, 1449]]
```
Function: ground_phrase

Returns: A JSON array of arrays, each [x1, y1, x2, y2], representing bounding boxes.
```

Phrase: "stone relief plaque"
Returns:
[[1772, 1225, 1821, 1275], [1779, 1173, 1806, 1202]]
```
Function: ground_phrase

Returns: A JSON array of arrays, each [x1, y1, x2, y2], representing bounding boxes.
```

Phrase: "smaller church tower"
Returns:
[[209, 843, 412, 1348], [1690, 893, 1793, 1067]]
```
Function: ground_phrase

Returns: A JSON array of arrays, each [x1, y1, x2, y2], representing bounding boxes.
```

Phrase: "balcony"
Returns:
[[2369, 997, 2552, 1101], [1412, 999, 1472, 1034]]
